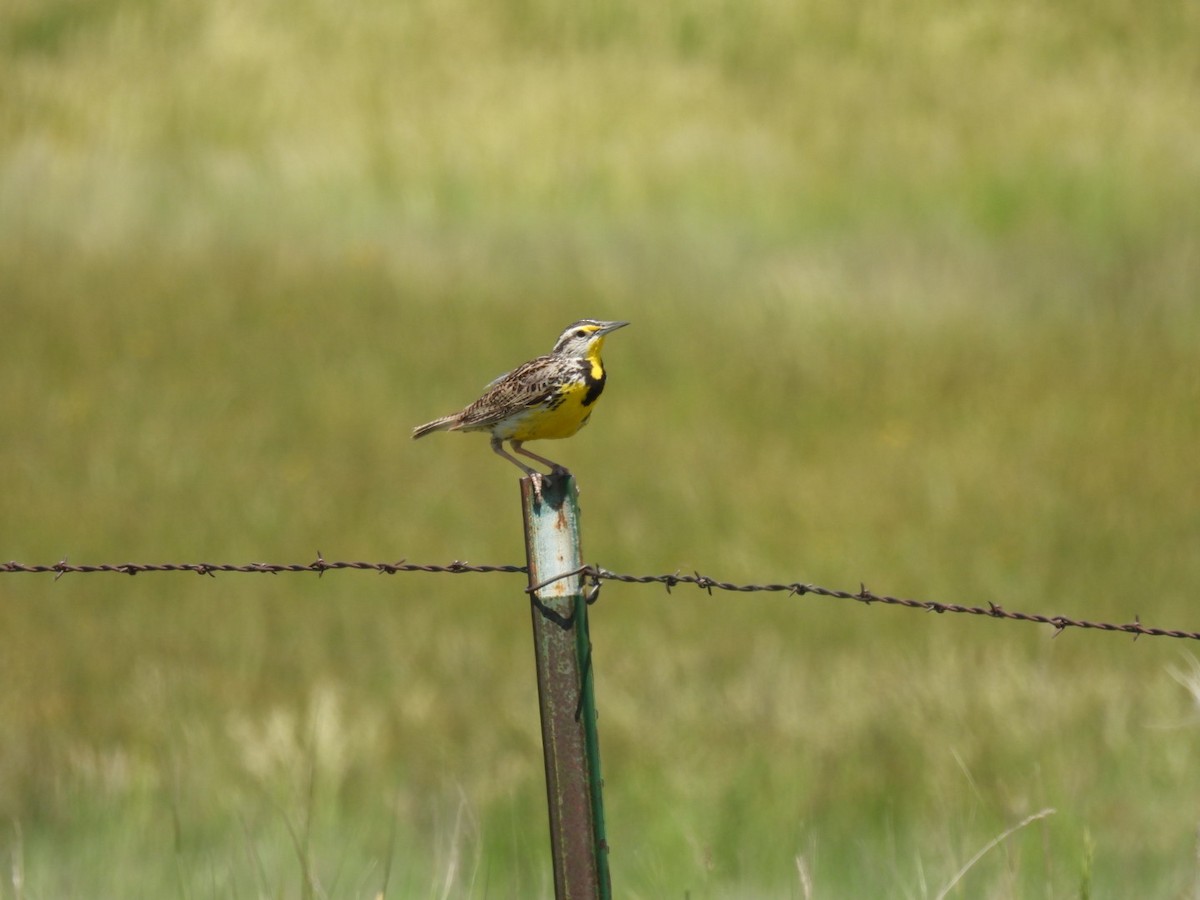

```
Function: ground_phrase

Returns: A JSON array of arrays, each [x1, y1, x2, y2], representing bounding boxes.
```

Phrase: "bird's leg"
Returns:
[[511, 441, 569, 478], [490, 436, 540, 476], [491, 436, 547, 501]]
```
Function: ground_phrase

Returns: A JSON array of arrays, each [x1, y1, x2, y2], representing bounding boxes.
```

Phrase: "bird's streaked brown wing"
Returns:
[[454, 355, 565, 430]]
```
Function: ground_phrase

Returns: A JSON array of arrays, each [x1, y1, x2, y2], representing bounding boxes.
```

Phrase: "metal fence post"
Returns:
[[521, 472, 611, 899]]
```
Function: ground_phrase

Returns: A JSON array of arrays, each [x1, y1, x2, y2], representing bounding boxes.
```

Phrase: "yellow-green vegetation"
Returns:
[[3, 0, 1200, 896]]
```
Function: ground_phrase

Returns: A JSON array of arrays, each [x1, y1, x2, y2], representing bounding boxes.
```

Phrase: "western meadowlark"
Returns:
[[412, 319, 629, 481]]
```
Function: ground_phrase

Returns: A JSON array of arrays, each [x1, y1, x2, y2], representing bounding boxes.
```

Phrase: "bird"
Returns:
[[412, 319, 629, 483]]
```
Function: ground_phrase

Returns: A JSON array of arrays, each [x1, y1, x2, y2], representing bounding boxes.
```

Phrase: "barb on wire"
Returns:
[[3, 558, 1197, 642]]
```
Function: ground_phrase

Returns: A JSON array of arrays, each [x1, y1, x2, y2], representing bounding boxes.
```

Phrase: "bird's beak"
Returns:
[[597, 321, 630, 335]]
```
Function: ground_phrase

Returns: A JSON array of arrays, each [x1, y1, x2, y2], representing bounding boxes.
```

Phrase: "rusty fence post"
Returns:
[[521, 472, 611, 899]]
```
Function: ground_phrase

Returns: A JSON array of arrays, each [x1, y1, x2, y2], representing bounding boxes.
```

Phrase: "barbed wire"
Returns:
[[0, 557, 524, 579], [3, 557, 1196, 642], [578, 567, 1200, 641]]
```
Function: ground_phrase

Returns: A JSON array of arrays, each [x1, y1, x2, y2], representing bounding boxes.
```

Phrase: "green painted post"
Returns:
[[521, 472, 611, 900]]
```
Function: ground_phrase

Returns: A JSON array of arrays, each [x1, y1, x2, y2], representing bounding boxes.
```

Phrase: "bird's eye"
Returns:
[[575, 329, 588, 338]]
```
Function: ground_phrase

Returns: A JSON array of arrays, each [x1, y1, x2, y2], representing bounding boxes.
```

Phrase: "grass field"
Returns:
[[3, 0, 1200, 896]]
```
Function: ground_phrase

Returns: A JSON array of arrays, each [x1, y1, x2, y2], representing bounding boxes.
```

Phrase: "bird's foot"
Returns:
[[526, 467, 570, 505]]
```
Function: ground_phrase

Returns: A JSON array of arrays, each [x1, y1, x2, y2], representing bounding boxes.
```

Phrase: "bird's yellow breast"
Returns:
[[491, 349, 608, 443], [495, 380, 599, 442]]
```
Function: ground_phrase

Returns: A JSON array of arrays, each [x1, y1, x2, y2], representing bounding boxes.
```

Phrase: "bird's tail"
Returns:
[[411, 414, 461, 439]]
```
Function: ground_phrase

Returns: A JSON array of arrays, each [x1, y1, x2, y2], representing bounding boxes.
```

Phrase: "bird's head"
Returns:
[[550, 319, 629, 359]]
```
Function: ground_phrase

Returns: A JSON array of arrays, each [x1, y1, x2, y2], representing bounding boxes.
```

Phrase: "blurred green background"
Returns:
[[3, 0, 1200, 896]]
